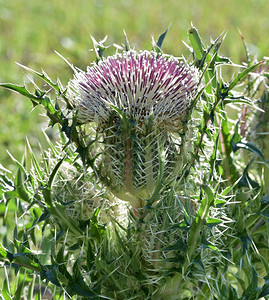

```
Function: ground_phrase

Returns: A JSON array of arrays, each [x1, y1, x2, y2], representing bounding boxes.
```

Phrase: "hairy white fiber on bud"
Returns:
[[52, 163, 129, 226]]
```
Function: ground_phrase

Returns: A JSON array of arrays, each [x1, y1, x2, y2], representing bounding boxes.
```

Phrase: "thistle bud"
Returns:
[[52, 163, 129, 227], [67, 50, 200, 207]]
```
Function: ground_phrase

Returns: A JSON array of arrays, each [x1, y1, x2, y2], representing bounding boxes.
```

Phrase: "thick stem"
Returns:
[[144, 136, 154, 196], [124, 136, 134, 194]]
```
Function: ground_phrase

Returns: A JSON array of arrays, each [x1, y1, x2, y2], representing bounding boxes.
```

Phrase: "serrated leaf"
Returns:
[[66, 258, 98, 298], [223, 95, 252, 106], [164, 256, 185, 265], [162, 240, 187, 252], [196, 184, 214, 221], [261, 195, 269, 204], [169, 219, 190, 231], [76, 144, 89, 165], [12, 253, 41, 272], [259, 274, 269, 297], [205, 217, 223, 228], [42, 157, 65, 207], [6, 152, 32, 203], [232, 271, 246, 292], [91, 35, 108, 61], [227, 60, 265, 91], [26, 139, 44, 183], [89, 208, 106, 242], [0, 83, 63, 127], [242, 267, 259, 299], [0, 244, 8, 259], [41, 265, 61, 287], [231, 140, 265, 160], [27, 274, 36, 299], [214, 198, 226, 206], [13, 280, 25, 300], [32, 210, 50, 228], [86, 242, 95, 270], [123, 30, 130, 51], [238, 159, 260, 189], [50, 203, 82, 236], [2, 278, 12, 300], [201, 184, 214, 204], [230, 122, 241, 145], [188, 25, 205, 61], [192, 259, 205, 273], [15, 167, 31, 203], [156, 25, 170, 51], [220, 113, 240, 183], [66, 282, 98, 298], [0, 83, 40, 105], [201, 237, 219, 251], [240, 232, 252, 255], [16, 63, 64, 96], [55, 245, 72, 281]]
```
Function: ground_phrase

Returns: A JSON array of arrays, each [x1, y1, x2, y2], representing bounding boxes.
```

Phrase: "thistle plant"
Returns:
[[0, 26, 269, 300]]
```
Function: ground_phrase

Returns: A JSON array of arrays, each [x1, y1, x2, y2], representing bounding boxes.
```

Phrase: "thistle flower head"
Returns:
[[66, 50, 200, 207], [67, 50, 200, 132]]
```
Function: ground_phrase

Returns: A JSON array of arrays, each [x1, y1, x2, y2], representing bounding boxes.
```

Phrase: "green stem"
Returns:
[[144, 136, 154, 195], [183, 217, 204, 274], [124, 136, 134, 194]]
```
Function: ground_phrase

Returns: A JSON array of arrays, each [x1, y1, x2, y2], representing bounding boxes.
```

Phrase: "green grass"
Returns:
[[1, 0, 269, 168]]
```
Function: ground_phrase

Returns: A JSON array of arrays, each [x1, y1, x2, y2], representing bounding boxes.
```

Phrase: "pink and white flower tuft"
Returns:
[[67, 50, 200, 131]]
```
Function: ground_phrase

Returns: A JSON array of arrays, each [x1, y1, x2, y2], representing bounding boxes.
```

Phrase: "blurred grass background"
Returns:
[[1, 0, 269, 169]]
